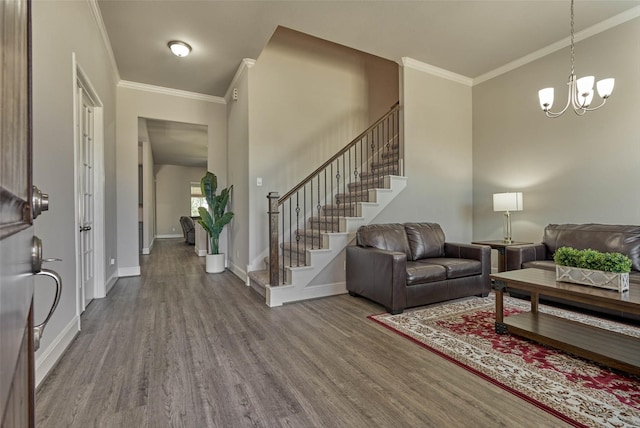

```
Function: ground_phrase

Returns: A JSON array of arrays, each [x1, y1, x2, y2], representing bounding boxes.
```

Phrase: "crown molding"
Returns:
[[86, 0, 120, 84], [118, 80, 226, 104], [400, 57, 473, 87], [474, 6, 640, 85], [224, 58, 256, 102]]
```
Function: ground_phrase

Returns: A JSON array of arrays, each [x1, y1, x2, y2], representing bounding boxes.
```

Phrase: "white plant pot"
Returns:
[[556, 265, 629, 292], [206, 253, 225, 273]]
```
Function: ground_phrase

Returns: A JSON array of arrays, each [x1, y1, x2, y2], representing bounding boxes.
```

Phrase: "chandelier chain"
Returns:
[[570, 0, 575, 76]]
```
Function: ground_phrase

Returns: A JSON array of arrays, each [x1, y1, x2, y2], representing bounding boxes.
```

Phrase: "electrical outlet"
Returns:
[[110, 258, 115, 265], [172, 227, 176, 232], [257, 177, 262, 187]]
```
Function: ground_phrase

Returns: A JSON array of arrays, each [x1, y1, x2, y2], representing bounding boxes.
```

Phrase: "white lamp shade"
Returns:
[[576, 76, 594, 95], [538, 88, 554, 110], [596, 78, 615, 98], [493, 192, 523, 212]]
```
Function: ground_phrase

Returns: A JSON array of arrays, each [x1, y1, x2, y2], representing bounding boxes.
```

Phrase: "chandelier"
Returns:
[[538, 0, 614, 118]]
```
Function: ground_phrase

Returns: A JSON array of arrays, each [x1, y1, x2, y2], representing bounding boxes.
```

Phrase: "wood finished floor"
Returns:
[[35, 239, 568, 427]]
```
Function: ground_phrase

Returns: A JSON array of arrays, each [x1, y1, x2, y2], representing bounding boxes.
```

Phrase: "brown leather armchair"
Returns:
[[346, 223, 491, 314], [179, 216, 196, 245]]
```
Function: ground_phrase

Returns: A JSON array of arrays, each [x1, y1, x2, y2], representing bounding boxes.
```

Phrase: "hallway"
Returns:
[[35, 239, 566, 427]]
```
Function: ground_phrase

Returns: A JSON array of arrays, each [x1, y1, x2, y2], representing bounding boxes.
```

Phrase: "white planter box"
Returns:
[[556, 265, 629, 292]]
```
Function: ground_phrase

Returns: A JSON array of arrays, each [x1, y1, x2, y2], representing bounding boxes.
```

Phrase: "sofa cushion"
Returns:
[[406, 260, 447, 285], [522, 260, 556, 271], [543, 224, 640, 271], [357, 223, 411, 257], [404, 223, 445, 261], [422, 258, 482, 279]]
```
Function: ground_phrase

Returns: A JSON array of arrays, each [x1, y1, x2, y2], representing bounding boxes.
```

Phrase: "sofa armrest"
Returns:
[[445, 242, 491, 283], [505, 244, 547, 271], [346, 246, 407, 313]]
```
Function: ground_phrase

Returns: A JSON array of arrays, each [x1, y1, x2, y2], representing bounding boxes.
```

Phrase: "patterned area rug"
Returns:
[[370, 295, 640, 428]]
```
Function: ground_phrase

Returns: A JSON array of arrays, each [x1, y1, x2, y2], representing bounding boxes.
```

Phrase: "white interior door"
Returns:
[[78, 85, 95, 310]]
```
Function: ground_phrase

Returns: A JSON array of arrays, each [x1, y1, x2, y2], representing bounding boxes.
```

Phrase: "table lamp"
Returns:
[[493, 192, 523, 244]]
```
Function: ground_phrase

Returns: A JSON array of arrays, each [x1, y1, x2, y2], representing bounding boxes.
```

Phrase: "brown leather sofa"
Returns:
[[346, 223, 491, 314], [506, 223, 640, 321]]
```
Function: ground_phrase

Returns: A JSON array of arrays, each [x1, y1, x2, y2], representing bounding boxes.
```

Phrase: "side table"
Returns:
[[471, 240, 532, 272]]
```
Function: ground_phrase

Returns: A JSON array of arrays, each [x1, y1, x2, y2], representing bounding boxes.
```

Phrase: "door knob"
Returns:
[[31, 236, 62, 352], [32, 185, 49, 219]]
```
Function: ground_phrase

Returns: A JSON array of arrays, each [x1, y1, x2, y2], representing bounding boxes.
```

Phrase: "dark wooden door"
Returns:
[[1, 0, 35, 426]]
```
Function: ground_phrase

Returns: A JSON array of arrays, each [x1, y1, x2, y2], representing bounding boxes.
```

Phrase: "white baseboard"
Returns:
[[228, 261, 247, 284], [118, 266, 140, 277], [105, 271, 118, 294], [141, 247, 150, 255], [195, 248, 207, 257], [266, 281, 347, 307], [35, 316, 80, 388], [156, 234, 182, 239]]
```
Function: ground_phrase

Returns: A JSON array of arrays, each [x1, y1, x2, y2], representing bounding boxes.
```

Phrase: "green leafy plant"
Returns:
[[553, 246, 632, 273], [197, 172, 233, 255]]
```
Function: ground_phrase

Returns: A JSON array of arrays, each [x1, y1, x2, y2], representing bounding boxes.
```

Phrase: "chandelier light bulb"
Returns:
[[168, 41, 192, 57]]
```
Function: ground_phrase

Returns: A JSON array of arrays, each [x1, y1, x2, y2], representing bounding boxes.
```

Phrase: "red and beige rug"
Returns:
[[370, 295, 640, 428]]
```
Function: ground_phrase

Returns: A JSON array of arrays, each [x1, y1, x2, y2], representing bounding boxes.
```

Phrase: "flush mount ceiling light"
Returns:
[[168, 41, 192, 57], [538, 0, 614, 118]]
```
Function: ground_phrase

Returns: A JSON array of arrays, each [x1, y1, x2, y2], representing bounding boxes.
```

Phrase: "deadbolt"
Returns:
[[32, 185, 49, 219]]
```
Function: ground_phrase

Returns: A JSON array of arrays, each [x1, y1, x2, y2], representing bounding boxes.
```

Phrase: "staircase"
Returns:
[[248, 103, 406, 306]]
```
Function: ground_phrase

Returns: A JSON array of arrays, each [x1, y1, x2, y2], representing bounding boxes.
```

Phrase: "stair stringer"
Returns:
[[265, 175, 407, 307]]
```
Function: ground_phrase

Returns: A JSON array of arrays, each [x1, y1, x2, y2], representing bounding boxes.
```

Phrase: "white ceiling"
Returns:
[[102, 1, 640, 166], [142, 119, 208, 167]]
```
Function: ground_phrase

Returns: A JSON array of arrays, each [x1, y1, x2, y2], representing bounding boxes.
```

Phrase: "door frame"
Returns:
[[72, 54, 105, 320]]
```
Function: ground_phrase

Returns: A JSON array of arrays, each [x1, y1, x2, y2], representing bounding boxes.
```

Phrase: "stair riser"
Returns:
[[347, 180, 386, 193], [322, 209, 355, 217], [295, 228, 328, 239], [359, 167, 399, 181], [335, 193, 370, 204], [278, 249, 308, 265], [282, 240, 323, 252], [371, 157, 399, 171]]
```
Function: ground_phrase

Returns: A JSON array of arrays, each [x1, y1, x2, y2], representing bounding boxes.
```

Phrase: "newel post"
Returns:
[[267, 192, 280, 286]]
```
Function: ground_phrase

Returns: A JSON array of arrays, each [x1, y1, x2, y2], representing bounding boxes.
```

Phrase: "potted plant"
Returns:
[[197, 171, 233, 273], [554, 246, 632, 292]]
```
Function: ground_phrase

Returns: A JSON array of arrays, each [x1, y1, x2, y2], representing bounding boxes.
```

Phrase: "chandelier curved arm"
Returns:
[[542, 78, 574, 118]]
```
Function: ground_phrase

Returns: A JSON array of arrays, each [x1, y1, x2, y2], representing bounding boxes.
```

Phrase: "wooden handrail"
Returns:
[[278, 102, 400, 205]]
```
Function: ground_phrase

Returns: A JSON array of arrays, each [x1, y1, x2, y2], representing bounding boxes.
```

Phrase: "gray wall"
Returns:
[[472, 17, 640, 244], [227, 64, 251, 279], [246, 27, 399, 269], [373, 65, 473, 243], [31, 0, 118, 378], [141, 139, 155, 252], [116, 87, 227, 275], [154, 164, 207, 236]]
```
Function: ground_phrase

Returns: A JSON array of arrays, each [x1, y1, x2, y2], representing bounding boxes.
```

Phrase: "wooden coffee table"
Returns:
[[491, 268, 640, 375]]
